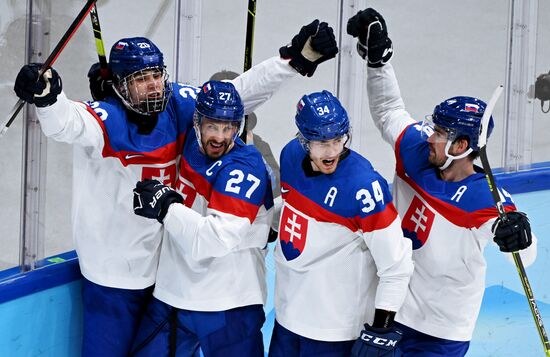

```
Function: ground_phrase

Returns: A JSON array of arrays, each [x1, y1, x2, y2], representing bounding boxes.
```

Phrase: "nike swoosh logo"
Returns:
[[280, 187, 290, 194], [125, 154, 144, 160]]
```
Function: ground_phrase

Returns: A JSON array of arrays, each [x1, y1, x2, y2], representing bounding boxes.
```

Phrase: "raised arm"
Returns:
[[347, 8, 416, 149], [232, 20, 338, 114], [14, 64, 105, 153]]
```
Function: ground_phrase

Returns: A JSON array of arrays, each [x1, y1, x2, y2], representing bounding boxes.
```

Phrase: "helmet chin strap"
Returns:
[[439, 140, 473, 170], [194, 122, 205, 154]]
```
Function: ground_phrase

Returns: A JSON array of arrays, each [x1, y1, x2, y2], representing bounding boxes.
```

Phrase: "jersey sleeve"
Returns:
[[366, 63, 417, 149], [357, 174, 414, 312], [163, 159, 273, 261], [230, 56, 297, 114], [35, 91, 104, 157]]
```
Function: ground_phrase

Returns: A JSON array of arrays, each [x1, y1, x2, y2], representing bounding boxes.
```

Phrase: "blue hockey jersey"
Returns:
[[155, 132, 274, 311], [366, 63, 537, 341], [273, 138, 413, 341]]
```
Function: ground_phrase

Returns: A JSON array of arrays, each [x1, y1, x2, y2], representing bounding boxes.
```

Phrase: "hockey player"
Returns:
[[268, 90, 413, 357], [210, 69, 281, 198], [13, 19, 337, 357], [131, 80, 275, 356], [347, 8, 537, 356]]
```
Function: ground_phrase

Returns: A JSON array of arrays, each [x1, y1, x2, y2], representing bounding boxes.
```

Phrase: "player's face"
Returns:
[[199, 117, 239, 159], [127, 68, 165, 104], [427, 125, 454, 167], [308, 135, 347, 174]]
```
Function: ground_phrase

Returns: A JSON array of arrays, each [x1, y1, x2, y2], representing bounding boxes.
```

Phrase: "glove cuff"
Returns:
[[280, 45, 317, 77], [356, 41, 368, 60], [34, 69, 63, 107], [158, 194, 184, 224]]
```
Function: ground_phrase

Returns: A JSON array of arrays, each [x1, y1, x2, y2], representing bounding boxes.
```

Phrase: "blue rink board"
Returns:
[[467, 190, 550, 357], [0, 190, 548, 356]]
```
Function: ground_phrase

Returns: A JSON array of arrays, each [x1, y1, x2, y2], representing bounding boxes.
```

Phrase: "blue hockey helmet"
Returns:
[[110, 37, 164, 80], [431, 96, 494, 151], [194, 81, 244, 153], [109, 37, 172, 115], [295, 90, 350, 142], [195, 80, 244, 122]]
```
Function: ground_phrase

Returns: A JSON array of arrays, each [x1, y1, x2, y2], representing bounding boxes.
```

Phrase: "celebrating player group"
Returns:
[[13, 6, 537, 357]]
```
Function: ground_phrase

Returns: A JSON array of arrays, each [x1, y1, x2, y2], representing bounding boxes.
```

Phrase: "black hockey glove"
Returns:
[[280, 19, 338, 77], [87, 62, 114, 101], [492, 211, 532, 253], [351, 323, 403, 357], [347, 8, 393, 67], [14, 63, 62, 107], [133, 179, 183, 224]]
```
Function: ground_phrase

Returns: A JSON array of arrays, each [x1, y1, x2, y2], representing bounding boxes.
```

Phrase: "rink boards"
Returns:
[[0, 171, 549, 357]]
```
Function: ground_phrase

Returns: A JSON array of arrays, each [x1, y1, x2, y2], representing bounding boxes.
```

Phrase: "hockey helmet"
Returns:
[[194, 81, 245, 152], [430, 96, 494, 152], [109, 37, 172, 115], [295, 90, 351, 154], [195, 80, 244, 123], [295, 90, 350, 141]]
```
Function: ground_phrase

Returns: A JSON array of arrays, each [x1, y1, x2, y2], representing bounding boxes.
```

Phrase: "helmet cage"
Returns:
[[113, 66, 172, 115]]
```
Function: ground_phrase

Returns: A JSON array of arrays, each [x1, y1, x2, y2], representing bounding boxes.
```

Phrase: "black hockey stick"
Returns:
[[243, 0, 256, 72], [240, 0, 257, 142], [478, 85, 550, 356], [1, 0, 98, 138], [90, 3, 109, 78]]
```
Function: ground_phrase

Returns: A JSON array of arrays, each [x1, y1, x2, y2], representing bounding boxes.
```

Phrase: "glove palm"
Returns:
[[280, 20, 338, 77]]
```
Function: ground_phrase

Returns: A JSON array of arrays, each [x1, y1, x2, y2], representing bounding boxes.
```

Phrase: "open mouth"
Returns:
[[208, 141, 225, 153], [319, 158, 338, 170]]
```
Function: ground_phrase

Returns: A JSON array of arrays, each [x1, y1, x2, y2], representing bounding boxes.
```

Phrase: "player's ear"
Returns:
[[453, 137, 470, 154]]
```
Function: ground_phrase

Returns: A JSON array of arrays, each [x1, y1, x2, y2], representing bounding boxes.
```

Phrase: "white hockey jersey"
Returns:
[[366, 64, 537, 341], [154, 134, 274, 311], [34, 56, 296, 290], [273, 139, 414, 342]]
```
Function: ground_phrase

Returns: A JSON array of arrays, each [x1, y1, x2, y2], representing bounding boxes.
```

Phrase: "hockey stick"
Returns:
[[89, 3, 109, 78], [1, 0, 98, 139], [243, 0, 256, 73], [240, 0, 257, 142], [478, 85, 550, 356]]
